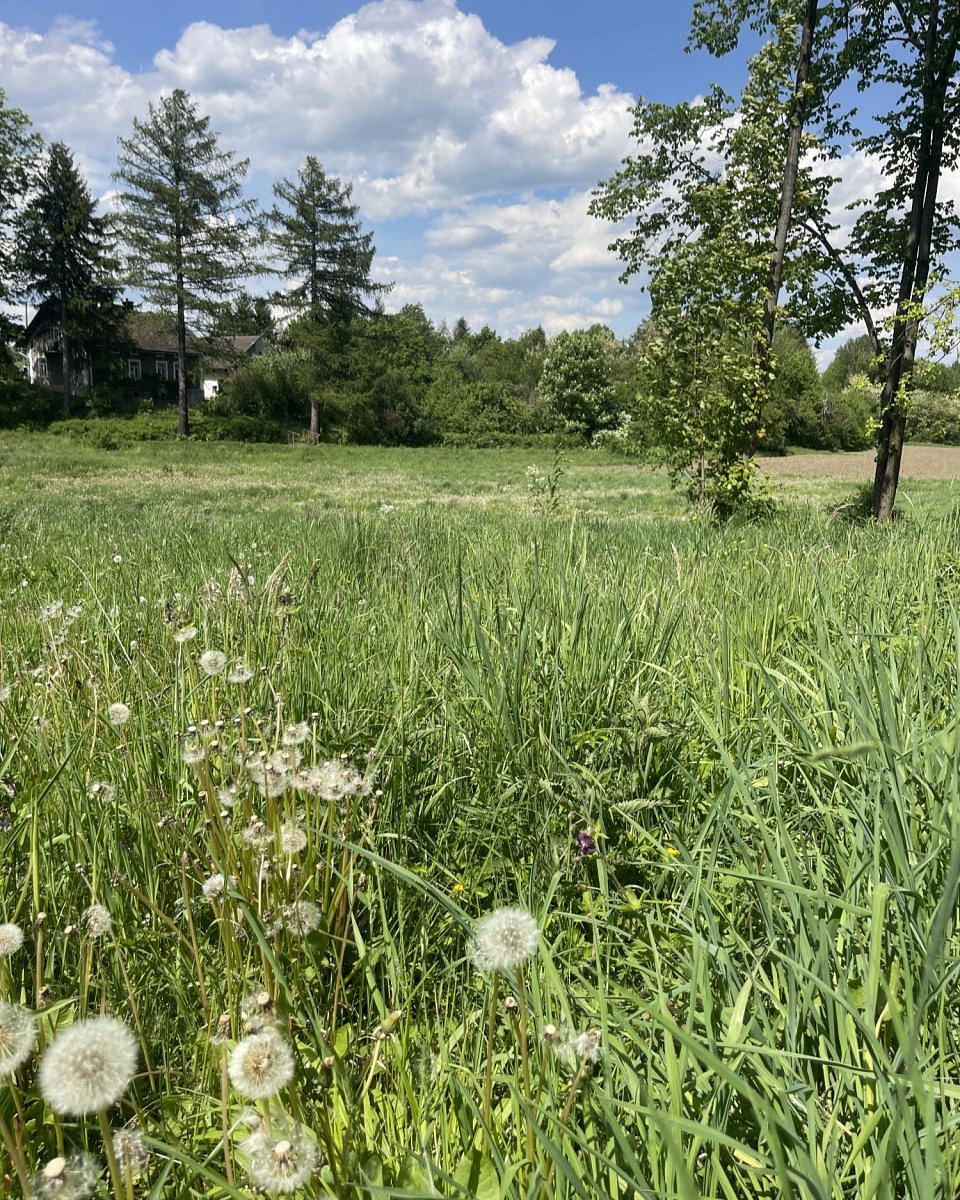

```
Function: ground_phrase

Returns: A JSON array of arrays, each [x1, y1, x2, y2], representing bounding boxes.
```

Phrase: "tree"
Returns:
[[114, 89, 259, 436], [538, 328, 617, 438], [267, 156, 386, 437], [0, 90, 41, 338], [211, 292, 276, 340], [17, 142, 118, 416], [821, 334, 883, 393]]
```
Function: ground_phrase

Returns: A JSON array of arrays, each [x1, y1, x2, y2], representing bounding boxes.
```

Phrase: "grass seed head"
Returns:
[[38, 1016, 138, 1115], [471, 906, 539, 973], [0, 1001, 36, 1075]]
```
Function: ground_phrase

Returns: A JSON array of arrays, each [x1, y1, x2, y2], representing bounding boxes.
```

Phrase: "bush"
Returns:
[[48, 410, 287, 447], [439, 430, 585, 450], [0, 380, 63, 429], [905, 390, 960, 444]]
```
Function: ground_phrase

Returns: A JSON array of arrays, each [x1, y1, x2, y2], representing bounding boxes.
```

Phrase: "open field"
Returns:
[[2, 434, 960, 1198]]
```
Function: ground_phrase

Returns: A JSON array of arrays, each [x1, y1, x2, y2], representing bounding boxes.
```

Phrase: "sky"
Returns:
[[0, 0, 887, 345]]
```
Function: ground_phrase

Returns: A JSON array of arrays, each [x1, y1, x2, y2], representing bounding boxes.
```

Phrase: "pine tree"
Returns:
[[267, 156, 386, 436], [114, 89, 259, 436], [17, 142, 117, 416], [0, 89, 41, 343]]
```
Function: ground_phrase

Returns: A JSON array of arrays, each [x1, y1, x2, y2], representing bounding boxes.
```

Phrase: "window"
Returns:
[[172, 359, 179, 380], [156, 360, 168, 381], [127, 359, 141, 381], [36, 357, 48, 379]]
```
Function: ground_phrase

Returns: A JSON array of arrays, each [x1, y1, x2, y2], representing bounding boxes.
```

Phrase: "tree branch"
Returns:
[[803, 218, 882, 358]]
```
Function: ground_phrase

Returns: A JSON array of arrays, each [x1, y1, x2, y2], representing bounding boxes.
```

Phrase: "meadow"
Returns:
[[2, 433, 960, 1199]]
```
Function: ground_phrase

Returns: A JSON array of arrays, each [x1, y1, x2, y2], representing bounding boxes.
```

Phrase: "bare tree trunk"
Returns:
[[873, 9, 957, 519], [761, 0, 819, 355], [310, 398, 319, 438], [176, 276, 189, 438], [60, 296, 72, 418]]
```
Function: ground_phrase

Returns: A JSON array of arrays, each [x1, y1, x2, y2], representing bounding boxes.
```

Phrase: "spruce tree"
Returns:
[[114, 89, 259, 435], [17, 142, 117, 416], [0, 89, 41, 344], [267, 156, 385, 436]]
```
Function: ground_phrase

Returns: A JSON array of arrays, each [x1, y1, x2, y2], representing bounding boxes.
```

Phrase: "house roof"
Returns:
[[124, 311, 200, 355]]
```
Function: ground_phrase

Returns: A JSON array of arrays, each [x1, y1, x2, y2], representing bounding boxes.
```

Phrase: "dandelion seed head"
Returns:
[[86, 781, 115, 801], [240, 819, 273, 850], [106, 702, 130, 727], [111, 1127, 149, 1178], [84, 904, 112, 938], [173, 625, 197, 644], [471, 906, 539, 973], [281, 721, 310, 747], [202, 873, 227, 900], [38, 1016, 138, 1115], [217, 782, 239, 808], [279, 824, 307, 855], [245, 1124, 319, 1194], [31, 1153, 99, 1200], [227, 1029, 294, 1099], [282, 900, 322, 935], [227, 660, 254, 684], [0, 684, 10, 702], [0, 1001, 36, 1075], [200, 650, 227, 676], [181, 738, 206, 765], [0, 923, 24, 957]]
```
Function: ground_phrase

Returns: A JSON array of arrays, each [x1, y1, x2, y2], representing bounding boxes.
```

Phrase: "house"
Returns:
[[23, 304, 203, 405], [202, 333, 270, 400]]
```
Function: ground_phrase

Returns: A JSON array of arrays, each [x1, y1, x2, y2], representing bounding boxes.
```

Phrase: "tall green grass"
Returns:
[[1, 440, 960, 1197]]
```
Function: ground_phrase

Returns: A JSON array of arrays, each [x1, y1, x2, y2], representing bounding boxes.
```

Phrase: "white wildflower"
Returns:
[[38, 1016, 138, 1114], [84, 904, 112, 939], [31, 1154, 99, 1200], [0, 923, 24, 957], [279, 824, 307, 855], [106, 702, 130, 727], [0, 1002, 36, 1075], [471, 906, 539, 973], [281, 721, 310, 747], [227, 1029, 294, 1099], [244, 1123, 319, 1194], [227, 659, 254, 684], [199, 650, 227, 677]]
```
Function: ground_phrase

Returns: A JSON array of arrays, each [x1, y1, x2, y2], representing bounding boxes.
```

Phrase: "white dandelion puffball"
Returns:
[[202, 873, 226, 900], [0, 1002, 37, 1075], [279, 824, 308, 855], [200, 650, 227, 676], [31, 1153, 99, 1200], [111, 1127, 149, 1178], [38, 1016, 138, 1115], [106, 702, 130, 727], [227, 659, 254, 684], [0, 922, 24, 957], [173, 625, 198, 644], [84, 904, 112, 939], [245, 1124, 319, 1194], [281, 721, 310, 747], [228, 1029, 295, 1099], [471, 906, 539, 973]]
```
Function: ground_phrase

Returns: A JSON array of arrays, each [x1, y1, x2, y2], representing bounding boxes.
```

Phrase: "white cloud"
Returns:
[[0, 3, 643, 333]]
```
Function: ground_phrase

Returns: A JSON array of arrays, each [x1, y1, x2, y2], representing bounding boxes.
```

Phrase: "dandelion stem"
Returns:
[[516, 966, 535, 1167], [97, 1107, 125, 1200], [482, 972, 499, 1133], [220, 1050, 234, 1185], [0, 1107, 30, 1196]]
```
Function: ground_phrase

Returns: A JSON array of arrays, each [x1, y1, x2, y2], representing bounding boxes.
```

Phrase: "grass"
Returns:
[[1, 432, 960, 1197]]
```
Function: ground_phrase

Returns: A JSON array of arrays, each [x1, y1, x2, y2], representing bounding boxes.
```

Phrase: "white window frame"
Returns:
[[156, 360, 168, 382], [127, 359, 142, 381]]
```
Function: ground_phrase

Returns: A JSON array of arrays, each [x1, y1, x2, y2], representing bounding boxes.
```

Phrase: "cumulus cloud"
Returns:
[[0, 2, 642, 332]]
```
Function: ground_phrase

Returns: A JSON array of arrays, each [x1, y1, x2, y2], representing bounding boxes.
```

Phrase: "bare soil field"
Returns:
[[757, 446, 960, 480]]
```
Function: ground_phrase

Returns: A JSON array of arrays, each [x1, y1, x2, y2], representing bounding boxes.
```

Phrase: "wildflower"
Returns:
[[200, 650, 227, 677], [217, 782, 240, 808], [281, 721, 310, 747], [106, 702, 130, 726], [111, 1127, 149, 1179], [38, 1016, 138, 1114], [279, 824, 307, 855], [471, 906, 539, 973], [244, 1123, 319, 1194], [227, 659, 254, 684], [202, 873, 227, 900], [576, 831, 597, 857], [0, 922, 24, 957], [282, 900, 323, 934], [240, 819, 273, 851], [84, 904, 113, 939], [181, 738, 206, 765], [31, 1154, 99, 1200], [112, 554, 122, 565], [227, 1029, 294, 1099], [173, 625, 197, 644], [0, 1001, 36, 1075]]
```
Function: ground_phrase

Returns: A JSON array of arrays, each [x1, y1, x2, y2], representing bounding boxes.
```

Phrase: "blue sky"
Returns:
[[0, 1, 868, 343]]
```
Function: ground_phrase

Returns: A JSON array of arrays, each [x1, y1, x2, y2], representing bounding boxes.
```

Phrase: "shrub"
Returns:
[[0, 380, 63, 429]]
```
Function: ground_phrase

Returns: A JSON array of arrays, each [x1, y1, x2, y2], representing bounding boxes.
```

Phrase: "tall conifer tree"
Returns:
[[114, 89, 259, 435]]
